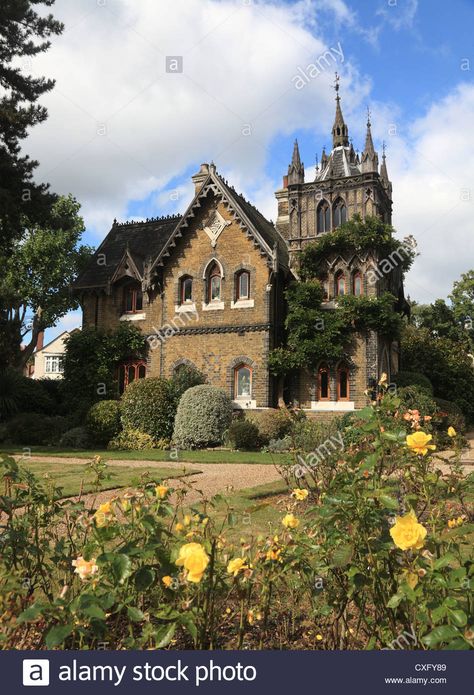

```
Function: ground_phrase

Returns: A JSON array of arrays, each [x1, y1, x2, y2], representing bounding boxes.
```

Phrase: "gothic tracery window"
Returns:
[[317, 201, 331, 234]]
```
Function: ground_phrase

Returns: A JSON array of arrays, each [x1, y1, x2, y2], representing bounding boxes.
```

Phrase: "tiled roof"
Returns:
[[74, 216, 180, 289]]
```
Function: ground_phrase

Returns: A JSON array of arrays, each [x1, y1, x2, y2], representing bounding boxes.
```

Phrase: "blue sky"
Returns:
[[27, 0, 474, 341]]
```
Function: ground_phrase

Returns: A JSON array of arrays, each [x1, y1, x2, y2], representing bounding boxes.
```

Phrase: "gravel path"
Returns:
[[13, 455, 283, 509]]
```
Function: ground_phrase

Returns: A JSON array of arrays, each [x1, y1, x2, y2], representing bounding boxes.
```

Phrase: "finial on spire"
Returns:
[[332, 73, 349, 147], [366, 106, 371, 127]]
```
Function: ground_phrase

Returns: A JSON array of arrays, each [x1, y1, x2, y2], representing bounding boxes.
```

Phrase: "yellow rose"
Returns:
[[183, 515, 192, 527], [162, 575, 173, 588], [390, 510, 427, 551], [406, 431, 436, 456], [282, 513, 300, 529], [72, 556, 98, 581], [175, 522, 184, 532], [175, 542, 209, 583], [227, 557, 248, 577], [447, 426, 457, 438], [93, 500, 114, 527], [155, 484, 169, 499], [291, 488, 309, 501]]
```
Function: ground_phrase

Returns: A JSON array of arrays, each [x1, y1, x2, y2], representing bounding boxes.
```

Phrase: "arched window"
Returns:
[[318, 364, 330, 400], [317, 201, 331, 234], [180, 275, 193, 304], [207, 262, 222, 302], [352, 272, 362, 296], [337, 365, 350, 401], [335, 271, 346, 296], [118, 360, 146, 395], [333, 199, 347, 228], [235, 270, 250, 300], [234, 364, 252, 399], [124, 285, 143, 313]]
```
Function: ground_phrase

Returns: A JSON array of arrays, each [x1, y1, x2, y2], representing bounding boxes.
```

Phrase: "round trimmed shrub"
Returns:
[[170, 365, 206, 402], [86, 400, 121, 445], [228, 420, 261, 450], [121, 378, 176, 440], [247, 408, 292, 444], [59, 426, 91, 449], [393, 371, 434, 395], [108, 428, 156, 451], [6, 413, 68, 445], [173, 385, 233, 449]]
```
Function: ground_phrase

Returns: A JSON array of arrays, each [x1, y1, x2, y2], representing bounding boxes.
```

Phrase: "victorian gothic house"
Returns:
[[74, 84, 402, 414]]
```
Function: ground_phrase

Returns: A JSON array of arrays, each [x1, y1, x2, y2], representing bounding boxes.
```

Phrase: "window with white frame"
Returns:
[[45, 355, 64, 374]]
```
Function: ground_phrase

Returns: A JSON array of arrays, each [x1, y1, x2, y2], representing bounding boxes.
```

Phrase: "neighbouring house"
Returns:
[[27, 329, 80, 380], [73, 82, 405, 414]]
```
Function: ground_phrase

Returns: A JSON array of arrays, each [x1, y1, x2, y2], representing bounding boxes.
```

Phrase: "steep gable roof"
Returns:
[[151, 166, 289, 272], [73, 166, 289, 292], [74, 215, 180, 290]]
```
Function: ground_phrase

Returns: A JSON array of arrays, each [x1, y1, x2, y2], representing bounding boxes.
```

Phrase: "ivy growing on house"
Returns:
[[298, 215, 416, 280], [62, 322, 147, 421], [268, 217, 413, 377]]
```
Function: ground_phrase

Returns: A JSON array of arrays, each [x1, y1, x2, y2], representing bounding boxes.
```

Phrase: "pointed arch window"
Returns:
[[207, 262, 222, 302], [118, 360, 146, 395], [318, 364, 330, 401], [337, 365, 350, 401], [317, 201, 331, 234], [333, 199, 347, 228], [234, 364, 252, 399], [352, 272, 362, 296], [180, 275, 193, 304], [335, 271, 346, 297], [235, 270, 250, 300]]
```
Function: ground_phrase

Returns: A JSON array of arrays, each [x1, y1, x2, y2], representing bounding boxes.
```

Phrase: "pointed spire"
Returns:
[[332, 72, 349, 148], [288, 139, 304, 185], [380, 141, 392, 196], [361, 107, 379, 173]]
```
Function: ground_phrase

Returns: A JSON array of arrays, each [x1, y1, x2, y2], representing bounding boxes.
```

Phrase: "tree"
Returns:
[[0, 0, 63, 251], [0, 195, 92, 370], [450, 270, 474, 348], [400, 324, 474, 423], [411, 299, 469, 346]]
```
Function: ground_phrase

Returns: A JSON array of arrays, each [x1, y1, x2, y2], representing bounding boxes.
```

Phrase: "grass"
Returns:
[[16, 459, 192, 499], [0, 445, 288, 465], [191, 479, 289, 541]]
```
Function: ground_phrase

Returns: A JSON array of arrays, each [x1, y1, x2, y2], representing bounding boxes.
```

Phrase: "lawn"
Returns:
[[0, 445, 288, 465], [15, 459, 192, 498]]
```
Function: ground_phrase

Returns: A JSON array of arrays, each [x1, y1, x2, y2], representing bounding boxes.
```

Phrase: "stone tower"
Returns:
[[275, 76, 393, 265]]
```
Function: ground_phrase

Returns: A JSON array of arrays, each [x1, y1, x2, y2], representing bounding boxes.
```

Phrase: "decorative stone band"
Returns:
[[147, 323, 271, 338]]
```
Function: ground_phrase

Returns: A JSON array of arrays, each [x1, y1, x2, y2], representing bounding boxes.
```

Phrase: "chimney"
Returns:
[[191, 163, 210, 194], [36, 331, 45, 351]]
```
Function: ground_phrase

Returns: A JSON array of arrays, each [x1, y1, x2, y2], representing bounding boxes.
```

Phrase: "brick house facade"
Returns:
[[74, 85, 405, 413]]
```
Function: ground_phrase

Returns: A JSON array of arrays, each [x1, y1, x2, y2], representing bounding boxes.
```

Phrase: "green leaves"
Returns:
[[154, 623, 176, 649], [134, 566, 155, 591], [99, 553, 132, 585], [45, 624, 74, 649], [421, 625, 460, 648]]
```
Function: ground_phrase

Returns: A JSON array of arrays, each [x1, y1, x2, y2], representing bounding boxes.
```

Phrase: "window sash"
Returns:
[[45, 355, 63, 374], [237, 272, 249, 300], [210, 275, 221, 301], [181, 277, 193, 303], [235, 366, 252, 398]]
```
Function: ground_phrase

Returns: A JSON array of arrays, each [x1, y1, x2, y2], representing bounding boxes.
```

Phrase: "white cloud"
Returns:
[[27, 0, 363, 239], [386, 83, 474, 302]]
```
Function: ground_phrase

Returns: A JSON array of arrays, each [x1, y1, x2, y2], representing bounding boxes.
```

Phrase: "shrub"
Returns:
[[247, 408, 292, 444], [86, 400, 121, 445], [265, 436, 292, 453], [396, 385, 437, 417], [227, 420, 261, 450], [393, 370, 434, 394], [59, 426, 91, 449], [173, 385, 233, 449], [108, 428, 157, 451], [170, 365, 206, 402], [121, 378, 176, 440], [434, 397, 466, 446], [6, 413, 68, 445], [0, 370, 56, 419]]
